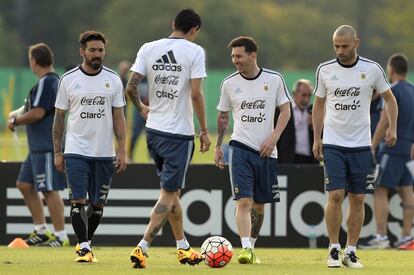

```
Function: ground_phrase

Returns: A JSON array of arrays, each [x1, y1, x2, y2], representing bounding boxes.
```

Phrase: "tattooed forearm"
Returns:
[[250, 207, 264, 238], [216, 111, 229, 147], [126, 72, 144, 111], [52, 109, 66, 154]]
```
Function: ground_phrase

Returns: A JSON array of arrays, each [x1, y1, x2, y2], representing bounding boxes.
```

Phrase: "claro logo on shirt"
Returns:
[[241, 112, 266, 123]]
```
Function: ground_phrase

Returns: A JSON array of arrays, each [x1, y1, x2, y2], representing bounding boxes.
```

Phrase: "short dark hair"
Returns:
[[29, 43, 54, 67], [228, 36, 258, 53], [388, 53, 408, 75], [79, 31, 106, 49], [174, 9, 201, 33]]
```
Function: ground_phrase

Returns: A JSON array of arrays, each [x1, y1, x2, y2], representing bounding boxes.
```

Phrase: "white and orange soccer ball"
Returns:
[[200, 236, 233, 268]]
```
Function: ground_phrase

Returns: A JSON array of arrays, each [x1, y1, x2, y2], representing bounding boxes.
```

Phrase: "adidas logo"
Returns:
[[235, 88, 243, 94], [330, 75, 338, 81], [152, 50, 182, 72], [74, 83, 82, 89]]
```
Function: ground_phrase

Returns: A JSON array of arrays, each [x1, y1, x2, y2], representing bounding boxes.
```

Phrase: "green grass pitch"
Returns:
[[1, 246, 414, 275]]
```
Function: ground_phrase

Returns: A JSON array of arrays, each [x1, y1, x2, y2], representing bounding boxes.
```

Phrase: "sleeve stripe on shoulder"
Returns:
[[33, 77, 45, 106], [313, 59, 336, 94], [263, 69, 292, 100], [220, 71, 239, 90], [359, 57, 391, 87], [58, 67, 80, 90]]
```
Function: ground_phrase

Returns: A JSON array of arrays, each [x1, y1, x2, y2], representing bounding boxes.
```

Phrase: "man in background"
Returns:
[[277, 79, 317, 164], [360, 53, 414, 250], [7, 43, 68, 247]]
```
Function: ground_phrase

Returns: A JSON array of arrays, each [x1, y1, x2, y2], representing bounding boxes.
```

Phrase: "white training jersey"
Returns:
[[131, 37, 207, 136], [217, 68, 291, 158], [55, 66, 126, 158], [314, 56, 390, 148]]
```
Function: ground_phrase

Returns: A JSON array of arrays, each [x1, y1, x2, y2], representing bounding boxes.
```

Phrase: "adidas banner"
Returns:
[[0, 163, 406, 247]]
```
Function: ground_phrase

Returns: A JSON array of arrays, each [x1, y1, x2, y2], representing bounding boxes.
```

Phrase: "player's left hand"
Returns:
[[115, 150, 127, 174], [260, 135, 277, 158], [385, 128, 397, 147], [199, 130, 211, 153]]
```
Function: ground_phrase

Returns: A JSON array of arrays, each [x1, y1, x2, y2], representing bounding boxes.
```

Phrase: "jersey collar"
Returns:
[[240, 68, 263, 81], [79, 65, 103, 76], [337, 56, 359, 68]]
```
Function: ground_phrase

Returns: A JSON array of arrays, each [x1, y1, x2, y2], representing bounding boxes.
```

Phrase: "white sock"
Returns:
[[34, 224, 48, 234], [241, 237, 252, 249], [54, 230, 68, 240], [345, 245, 356, 254], [376, 234, 388, 240], [400, 236, 412, 242], [176, 238, 190, 250], [250, 237, 257, 249], [138, 239, 149, 254], [79, 241, 91, 251], [329, 243, 341, 251]]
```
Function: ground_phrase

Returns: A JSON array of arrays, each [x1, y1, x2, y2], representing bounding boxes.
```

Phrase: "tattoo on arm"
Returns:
[[216, 111, 229, 147], [250, 207, 264, 238], [126, 72, 144, 111], [52, 109, 66, 154]]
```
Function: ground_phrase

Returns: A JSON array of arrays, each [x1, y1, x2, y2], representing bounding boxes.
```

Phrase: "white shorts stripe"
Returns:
[[45, 152, 53, 191], [228, 147, 235, 198], [181, 141, 193, 189]]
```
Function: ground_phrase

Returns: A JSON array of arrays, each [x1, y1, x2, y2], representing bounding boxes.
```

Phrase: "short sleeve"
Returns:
[[314, 65, 327, 98], [217, 81, 231, 112], [130, 44, 147, 76], [276, 75, 291, 106], [112, 77, 126, 107], [191, 47, 207, 79], [32, 76, 57, 111], [374, 64, 391, 94], [55, 78, 69, 110]]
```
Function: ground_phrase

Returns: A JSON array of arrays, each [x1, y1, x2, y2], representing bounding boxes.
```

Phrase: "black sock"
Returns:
[[87, 205, 103, 242], [70, 203, 88, 243]]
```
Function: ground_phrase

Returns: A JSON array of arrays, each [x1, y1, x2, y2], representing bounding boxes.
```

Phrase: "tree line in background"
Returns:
[[0, 0, 413, 70]]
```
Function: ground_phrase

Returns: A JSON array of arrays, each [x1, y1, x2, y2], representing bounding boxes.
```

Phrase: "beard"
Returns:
[[86, 57, 102, 70]]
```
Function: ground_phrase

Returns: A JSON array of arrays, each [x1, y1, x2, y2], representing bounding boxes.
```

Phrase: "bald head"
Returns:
[[332, 25, 359, 65], [333, 25, 357, 40]]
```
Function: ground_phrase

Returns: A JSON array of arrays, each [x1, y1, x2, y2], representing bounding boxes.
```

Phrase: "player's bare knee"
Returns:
[[328, 191, 344, 205], [237, 198, 253, 210], [349, 193, 365, 205], [16, 181, 33, 193]]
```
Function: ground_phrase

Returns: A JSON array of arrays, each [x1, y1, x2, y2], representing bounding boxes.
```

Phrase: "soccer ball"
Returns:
[[201, 236, 233, 268]]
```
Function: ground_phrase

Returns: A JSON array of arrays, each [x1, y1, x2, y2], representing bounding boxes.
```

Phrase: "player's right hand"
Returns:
[[312, 138, 323, 161], [385, 127, 397, 147], [214, 146, 225, 169], [139, 103, 150, 120], [54, 153, 65, 172]]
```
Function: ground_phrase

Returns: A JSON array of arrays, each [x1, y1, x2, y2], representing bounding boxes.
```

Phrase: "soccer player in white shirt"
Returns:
[[126, 9, 211, 268], [53, 31, 127, 263], [215, 36, 291, 264], [312, 25, 398, 268]]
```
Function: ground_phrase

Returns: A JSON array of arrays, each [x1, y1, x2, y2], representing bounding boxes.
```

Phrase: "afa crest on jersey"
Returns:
[[104, 80, 111, 89], [263, 82, 269, 91], [360, 72, 366, 80]]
